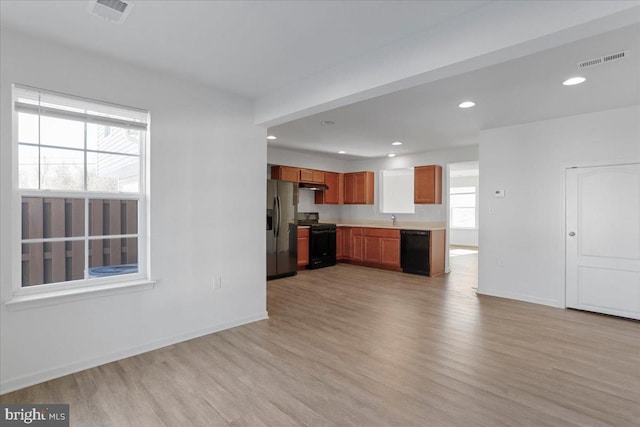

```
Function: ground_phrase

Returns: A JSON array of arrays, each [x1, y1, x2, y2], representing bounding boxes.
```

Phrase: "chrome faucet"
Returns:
[[391, 215, 397, 226]]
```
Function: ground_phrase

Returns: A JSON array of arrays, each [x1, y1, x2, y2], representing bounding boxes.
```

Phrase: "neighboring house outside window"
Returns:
[[13, 85, 149, 293]]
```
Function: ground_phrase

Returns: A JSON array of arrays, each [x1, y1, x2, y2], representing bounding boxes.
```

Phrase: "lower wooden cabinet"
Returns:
[[342, 227, 352, 259], [341, 227, 400, 271], [352, 234, 364, 261], [380, 237, 400, 267], [364, 236, 381, 263], [297, 228, 309, 268]]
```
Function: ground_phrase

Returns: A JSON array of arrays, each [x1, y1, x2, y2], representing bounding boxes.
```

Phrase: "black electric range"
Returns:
[[298, 213, 337, 269]]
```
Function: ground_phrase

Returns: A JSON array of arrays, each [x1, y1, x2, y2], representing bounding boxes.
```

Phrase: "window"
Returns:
[[14, 85, 149, 291], [380, 169, 415, 214], [450, 186, 476, 228]]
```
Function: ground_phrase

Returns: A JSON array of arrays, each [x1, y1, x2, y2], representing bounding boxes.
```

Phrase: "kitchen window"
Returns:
[[12, 85, 149, 297], [450, 186, 476, 228]]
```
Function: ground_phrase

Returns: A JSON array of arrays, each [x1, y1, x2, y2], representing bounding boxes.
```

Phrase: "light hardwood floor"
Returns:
[[2, 253, 639, 426]]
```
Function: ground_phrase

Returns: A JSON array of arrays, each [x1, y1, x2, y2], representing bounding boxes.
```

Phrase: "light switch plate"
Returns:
[[494, 189, 505, 198]]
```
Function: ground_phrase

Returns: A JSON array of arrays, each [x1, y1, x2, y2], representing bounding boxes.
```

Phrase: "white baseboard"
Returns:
[[0, 311, 269, 395], [476, 288, 563, 308]]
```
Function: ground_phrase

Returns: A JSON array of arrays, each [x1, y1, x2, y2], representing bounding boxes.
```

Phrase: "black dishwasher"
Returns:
[[400, 230, 430, 276]]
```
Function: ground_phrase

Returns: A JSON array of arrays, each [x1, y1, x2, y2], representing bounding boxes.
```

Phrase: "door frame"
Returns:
[[562, 160, 640, 309]]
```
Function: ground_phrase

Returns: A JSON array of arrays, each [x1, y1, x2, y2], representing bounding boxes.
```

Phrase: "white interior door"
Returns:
[[566, 163, 640, 319]]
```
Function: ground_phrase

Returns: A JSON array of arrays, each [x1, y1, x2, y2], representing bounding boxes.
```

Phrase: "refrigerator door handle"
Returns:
[[273, 196, 279, 238], [276, 195, 282, 238]]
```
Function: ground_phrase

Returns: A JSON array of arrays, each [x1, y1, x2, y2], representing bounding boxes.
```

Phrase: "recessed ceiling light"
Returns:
[[458, 101, 476, 109], [563, 76, 586, 86], [388, 153, 396, 158], [321, 120, 335, 125], [392, 141, 403, 146], [338, 150, 346, 154], [266, 135, 277, 140]]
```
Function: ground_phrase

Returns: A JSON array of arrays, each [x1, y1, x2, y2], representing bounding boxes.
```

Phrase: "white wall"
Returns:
[[478, 105, 640, 308], [0, 29, 267, 393], [345, 145, 478, 224]]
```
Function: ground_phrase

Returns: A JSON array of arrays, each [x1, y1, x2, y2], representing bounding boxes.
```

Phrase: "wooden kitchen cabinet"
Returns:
[[414, 165, 442, 204], [342, 227, 352, 259], [351, 228, 364, 261], [380, 238, 400, 267], [315, 172, 343, 204], [362, 228, 400, 270], [271, 165, 300, 182], [429, 229, 446, 277], [364, 236, 381, 263], [300, 169, 325, 184], [336, 227, 344, 259], [344, 171, 374, 204], [311, 170, 325, 184], [297, 228, 309, 268]]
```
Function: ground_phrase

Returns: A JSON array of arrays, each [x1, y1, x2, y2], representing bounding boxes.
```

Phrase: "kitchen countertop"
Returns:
[[297, 223, 445, 231], [322, 221, 446, 231]]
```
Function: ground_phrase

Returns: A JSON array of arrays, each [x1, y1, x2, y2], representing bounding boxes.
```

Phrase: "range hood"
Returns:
[[299, 182, 329, 191]]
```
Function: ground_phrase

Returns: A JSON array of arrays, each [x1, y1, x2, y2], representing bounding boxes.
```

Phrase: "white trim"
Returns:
[[19, 189, 141, 199], [12, 84, 150, 297], [0, 311, 269, 395], [476, 287, 563, 308], [5, 279, 156, 310]]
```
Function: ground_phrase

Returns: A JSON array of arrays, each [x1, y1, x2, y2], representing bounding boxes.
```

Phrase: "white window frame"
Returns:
[[450, 186, 478, 230], [9, 84, 152, 303]]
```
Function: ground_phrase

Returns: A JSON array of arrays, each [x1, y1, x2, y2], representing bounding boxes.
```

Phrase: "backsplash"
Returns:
[[297, 188, 445, 224]]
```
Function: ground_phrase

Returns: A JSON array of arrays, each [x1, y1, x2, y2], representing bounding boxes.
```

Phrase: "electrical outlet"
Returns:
[[213, 276, 222, 290]]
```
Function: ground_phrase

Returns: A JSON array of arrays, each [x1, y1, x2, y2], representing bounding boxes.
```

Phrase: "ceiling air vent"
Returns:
[[87, 0, 134, 24], [577, 51, 628, 69]]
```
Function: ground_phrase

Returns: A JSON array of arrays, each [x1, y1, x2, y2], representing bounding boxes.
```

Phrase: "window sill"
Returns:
[[4, 279, 156, 311]]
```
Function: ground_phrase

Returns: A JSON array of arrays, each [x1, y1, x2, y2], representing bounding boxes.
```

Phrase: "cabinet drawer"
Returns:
[[363, 228, 400, 238], [351, 227, 364, 236]]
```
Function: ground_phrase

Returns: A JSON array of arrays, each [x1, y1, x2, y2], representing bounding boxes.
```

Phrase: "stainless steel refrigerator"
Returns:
[[267, 179, 298, 280]]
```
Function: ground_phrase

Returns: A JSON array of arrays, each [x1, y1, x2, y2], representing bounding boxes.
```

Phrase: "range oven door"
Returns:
[[309, 226, 337, 269]]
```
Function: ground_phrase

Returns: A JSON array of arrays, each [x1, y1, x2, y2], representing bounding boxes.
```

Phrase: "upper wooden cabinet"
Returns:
[[344, 171, 374, 205], [315, 172, 343, 204], [414, 165, 442, 204], [271, 165, 374, 205], [271, 166, 300, 182], [299, 169, 325, 184]]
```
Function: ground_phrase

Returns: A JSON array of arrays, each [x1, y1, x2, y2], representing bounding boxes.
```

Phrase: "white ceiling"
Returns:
[[267, 24, 640, 158], [0, 0, 489, 98], [2, 1, 638, 160]]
